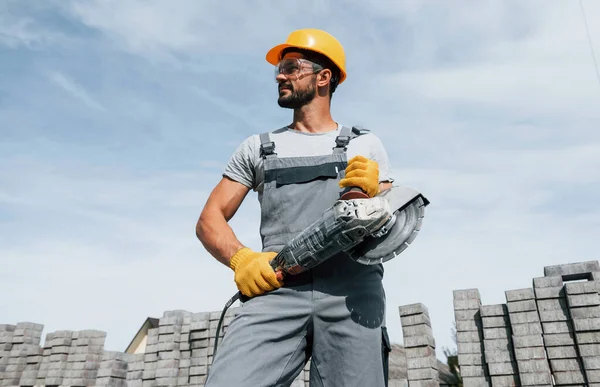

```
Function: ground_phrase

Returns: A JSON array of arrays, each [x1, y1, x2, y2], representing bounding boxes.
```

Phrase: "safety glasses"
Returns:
[[274, 58, 324, 81]]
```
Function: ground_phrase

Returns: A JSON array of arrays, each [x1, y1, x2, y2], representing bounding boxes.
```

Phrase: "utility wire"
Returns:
[[579, 0, 600, 88]]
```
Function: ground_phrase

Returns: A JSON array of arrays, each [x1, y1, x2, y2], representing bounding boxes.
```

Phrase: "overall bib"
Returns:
[[205, 126, 391, 387]]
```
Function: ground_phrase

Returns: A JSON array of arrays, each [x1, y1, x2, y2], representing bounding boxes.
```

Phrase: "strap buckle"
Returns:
[[260, 141, 276, 157], [334, 135, 350, 150]]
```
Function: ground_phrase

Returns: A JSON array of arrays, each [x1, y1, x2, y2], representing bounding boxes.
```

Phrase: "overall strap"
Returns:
[[333, 125, 370, 154], [259, 132, 277, 159]]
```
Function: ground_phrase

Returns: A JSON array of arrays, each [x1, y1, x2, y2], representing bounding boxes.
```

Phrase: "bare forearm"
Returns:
[[196, 210, 245, 267]]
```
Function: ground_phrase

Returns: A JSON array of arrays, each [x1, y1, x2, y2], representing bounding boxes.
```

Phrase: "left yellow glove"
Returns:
[[339, 155, 380, 197]]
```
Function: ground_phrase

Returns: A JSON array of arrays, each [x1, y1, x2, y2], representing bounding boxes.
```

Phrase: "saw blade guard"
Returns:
[[346, 185, 429, 265]]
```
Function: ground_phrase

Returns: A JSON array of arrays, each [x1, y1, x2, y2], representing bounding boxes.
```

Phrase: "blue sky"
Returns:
[[2, 0, 600, 360]]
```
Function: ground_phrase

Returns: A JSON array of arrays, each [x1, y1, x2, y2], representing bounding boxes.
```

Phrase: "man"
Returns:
[[196, 28, 394, 387]]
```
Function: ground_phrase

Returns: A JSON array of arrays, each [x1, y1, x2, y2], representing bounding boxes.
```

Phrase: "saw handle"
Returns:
[[269, 258, 284, 281]]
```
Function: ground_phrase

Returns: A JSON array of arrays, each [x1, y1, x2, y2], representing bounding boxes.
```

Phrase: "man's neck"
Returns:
[[289, 102, 337, 133]]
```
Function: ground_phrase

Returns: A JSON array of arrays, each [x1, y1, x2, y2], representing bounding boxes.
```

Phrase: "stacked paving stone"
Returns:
[[452, 260, 600, 387], [479, 303, 520, 386], [64, 330, 106, 387], [0, 325, 15, 385], [97, 351, 128, 387], [1, 322, 43, 387], [533, 273, 584, 386], [399, 303, 439, 387], [185, 311, 211, 386], [452, 289, 490, 386], [544, 260, 600, 385], [125, 353, 144, 387], [504, 288, 551, 386]]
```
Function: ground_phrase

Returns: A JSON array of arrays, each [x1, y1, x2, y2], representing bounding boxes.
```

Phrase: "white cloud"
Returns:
[[47, 71, 107, 112]]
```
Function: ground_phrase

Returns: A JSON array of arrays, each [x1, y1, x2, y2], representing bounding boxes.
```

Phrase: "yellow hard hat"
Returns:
[[266, 28, 347, 84]]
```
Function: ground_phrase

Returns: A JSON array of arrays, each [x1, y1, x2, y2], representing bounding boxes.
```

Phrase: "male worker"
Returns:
[[197, 28, 394, 387]]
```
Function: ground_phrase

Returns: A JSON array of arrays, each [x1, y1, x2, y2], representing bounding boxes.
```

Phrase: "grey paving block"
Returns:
[[454, 299, 482, 311], [401, 314, 431, 328], [97, 377, 128, 387], [458, 353, 485, 366], [399, 303, 429, 317], [582, 356, 600, 370], [480, 304, 507, 317], [402, 323, 433, 338], [546, 345, 578, 359], [506, 299, 537, 313], [457, 331, 483, 343], [505, 288, 535, 302], [508, 311, 540, 325], [552, 370, 586, 384], [458, 341, 484, 355], [572, 317, 600, 331], [580, 343, 600, 357], [534, 286, 565, 299], [487, 361, 518, 376], [544, 260, 600, 280], [512, 321, 543, 336], [541, 321, 573, 335], [568, 293, 600, 308], [513, 335, 544, 348], [538, 309, 569, 322], [483, 350, 513, 364], [483, 327, 511, 340], [405, 346, 436, 359], [461, 376, 490, 386], [406, 379, 439, 387], [565, 280, 600, 295], [518, 371, 553, 385], [490, 374, 520, 386], [482, 316, 511, 329], [403, 335, 435, 349], [460, 365, 487, 377], [406, 367, 438, 380]]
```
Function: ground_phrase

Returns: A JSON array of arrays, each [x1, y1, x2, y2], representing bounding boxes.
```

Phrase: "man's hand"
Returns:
[[230, 247, 283, 297], [339, 155, 380, 197]]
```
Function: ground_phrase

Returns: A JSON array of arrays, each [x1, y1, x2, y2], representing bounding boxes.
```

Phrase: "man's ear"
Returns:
[[316, 69, 332, 88]]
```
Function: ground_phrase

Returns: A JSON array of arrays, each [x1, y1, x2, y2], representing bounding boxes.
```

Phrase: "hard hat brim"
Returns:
[[265, 43, 347, 84]]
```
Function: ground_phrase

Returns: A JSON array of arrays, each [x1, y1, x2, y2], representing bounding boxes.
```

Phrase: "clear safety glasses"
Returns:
[[274, 58, 324, 81]]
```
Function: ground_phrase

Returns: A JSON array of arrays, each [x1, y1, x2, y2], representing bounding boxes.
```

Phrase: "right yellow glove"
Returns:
[[229, 247, 283, 298]]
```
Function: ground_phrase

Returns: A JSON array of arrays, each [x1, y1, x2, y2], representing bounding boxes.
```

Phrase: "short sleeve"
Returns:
[[223, 135, 259, 189], [368, 134, 395, 183]]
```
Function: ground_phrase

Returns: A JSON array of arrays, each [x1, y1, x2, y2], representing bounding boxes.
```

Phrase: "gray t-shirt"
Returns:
[[223, 124, 395, 199]]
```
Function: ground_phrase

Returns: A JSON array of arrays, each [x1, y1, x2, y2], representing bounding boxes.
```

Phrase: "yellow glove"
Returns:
[[229, 247, 283, 297], [339, 155, 380, 197]]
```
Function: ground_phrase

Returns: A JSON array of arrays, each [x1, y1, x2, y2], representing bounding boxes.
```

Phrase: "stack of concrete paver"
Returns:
[[63, 329, 106, 387], [399, 303, 439, 387], [141, 325, 159, 387], [479, 302, 519, 386], [504, 288, 551, 386], [125, 353, 144, 387], [156, 311, 186, 387], [533, 274, 584, 386], [97, 351, 128, 387], [452, 289, 490, 386], [544, 260, 600, 385], [185, 311, 210, 386], [0, 325, 15, 386], [1, 322, 43, 387], [35, 330, 73, 386]]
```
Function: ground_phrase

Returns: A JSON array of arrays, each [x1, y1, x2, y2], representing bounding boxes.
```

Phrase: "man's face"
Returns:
[[275, 52, 320, 109]]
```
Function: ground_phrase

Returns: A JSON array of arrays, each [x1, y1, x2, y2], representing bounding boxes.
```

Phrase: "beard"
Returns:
[[277, 79, 317, 109]]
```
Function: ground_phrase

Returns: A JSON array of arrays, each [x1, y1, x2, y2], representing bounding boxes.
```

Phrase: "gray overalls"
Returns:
[[205, 126, 392, 387]]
